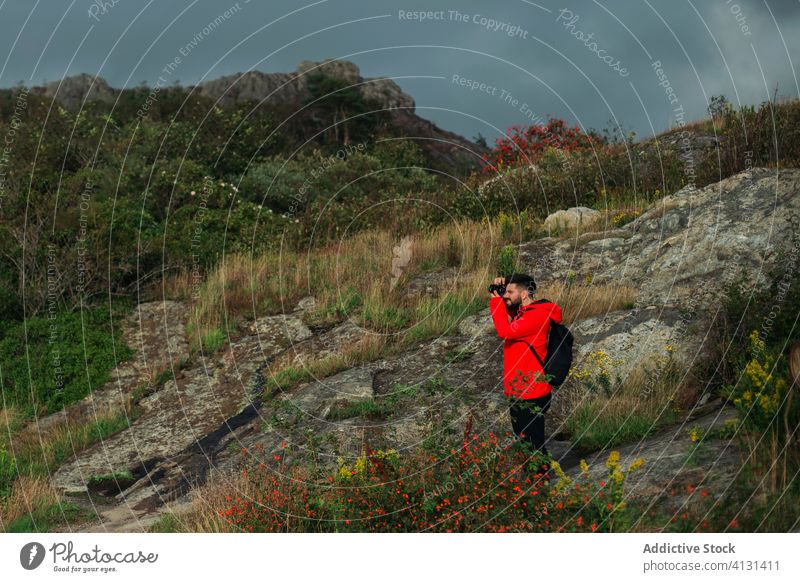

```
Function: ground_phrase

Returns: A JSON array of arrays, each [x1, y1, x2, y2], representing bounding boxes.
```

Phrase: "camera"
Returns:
[[488, 282, 506, 296]]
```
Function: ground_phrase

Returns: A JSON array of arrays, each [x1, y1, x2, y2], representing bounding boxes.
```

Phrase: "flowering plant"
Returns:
[[724, 330, 787, 431], [480, 118, 602, 175]]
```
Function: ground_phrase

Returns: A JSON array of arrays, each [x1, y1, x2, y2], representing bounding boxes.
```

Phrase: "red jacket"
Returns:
[[490, 296, 564, 400]]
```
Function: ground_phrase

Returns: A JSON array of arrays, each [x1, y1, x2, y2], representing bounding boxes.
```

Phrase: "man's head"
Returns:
[[503, 273, 537, 311]]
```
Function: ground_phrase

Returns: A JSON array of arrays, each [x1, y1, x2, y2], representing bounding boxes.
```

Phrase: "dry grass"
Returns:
[[544, 279, 638, 323], [268, 332, 394, 394], [7, 399, 129, 454], [158, 269, 197, 301], [659, 115, 715, 138], [404, 218, 498, 273], [1, 403, 136, 532], [167, 210, 642, 345], [0, 475, 63, 531], [150, 463, 256, 532], [0, 401, 134, 527], [166, 218, 504, 348], [601, 356, 681, 416]]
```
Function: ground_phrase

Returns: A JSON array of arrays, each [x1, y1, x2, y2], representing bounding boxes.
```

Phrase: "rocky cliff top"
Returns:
[[30, 59, 414, 112], [25, 58, 483, 171]]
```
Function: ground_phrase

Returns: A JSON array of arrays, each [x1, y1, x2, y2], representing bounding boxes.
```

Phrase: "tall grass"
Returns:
[[0, 475, 64, 532], [543, 279, 638, 323], [564, 352, 684, 450], [0, 400, 138, 531], [167, 219, 501, 347]]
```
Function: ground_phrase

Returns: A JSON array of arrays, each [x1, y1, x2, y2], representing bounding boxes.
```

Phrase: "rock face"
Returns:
[[44, 299, 320, 534], [569, 306, 699, 381], [454, 169, 799, 417], [39, 74, 116, 109], [41, 166, 799, 532], [523, 167, 800, 310], [17, 301, 191, 442], [196, 58, 415, 112], [283, 366, 375, 420]]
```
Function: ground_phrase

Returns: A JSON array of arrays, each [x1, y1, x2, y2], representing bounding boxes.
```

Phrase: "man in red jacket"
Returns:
[[489, 273, 563, 473]]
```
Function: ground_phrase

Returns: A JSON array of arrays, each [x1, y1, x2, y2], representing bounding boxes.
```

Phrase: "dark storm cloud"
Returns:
[[0, 0, 797, 141]]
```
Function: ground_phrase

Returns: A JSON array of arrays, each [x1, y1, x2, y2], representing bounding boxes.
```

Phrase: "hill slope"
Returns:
[[29, 166, 800, 532]]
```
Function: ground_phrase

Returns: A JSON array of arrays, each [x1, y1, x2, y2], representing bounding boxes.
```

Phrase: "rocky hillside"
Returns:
[[29, 58, 485, 173], [37, 165, 800, 532]]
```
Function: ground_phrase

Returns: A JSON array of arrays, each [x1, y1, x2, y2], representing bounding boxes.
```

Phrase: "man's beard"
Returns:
[[506, 298, 522, 313]]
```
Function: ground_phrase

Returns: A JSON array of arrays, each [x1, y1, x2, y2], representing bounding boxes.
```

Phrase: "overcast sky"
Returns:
[[1, 0, 798, 143]]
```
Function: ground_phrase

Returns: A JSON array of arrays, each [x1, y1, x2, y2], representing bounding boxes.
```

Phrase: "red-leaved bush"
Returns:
[[480, 117, 604, 175]]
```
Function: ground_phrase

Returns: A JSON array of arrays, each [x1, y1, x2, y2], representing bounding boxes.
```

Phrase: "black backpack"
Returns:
[[521, 299, 574, 387]]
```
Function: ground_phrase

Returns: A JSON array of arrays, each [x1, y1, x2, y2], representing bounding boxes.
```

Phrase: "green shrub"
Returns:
[[201, 328, 226, 353], [0, 444, 17, 499], [0, 307, 133, 418], [497, 244, 519, 278], [6, 501, 89, 533]]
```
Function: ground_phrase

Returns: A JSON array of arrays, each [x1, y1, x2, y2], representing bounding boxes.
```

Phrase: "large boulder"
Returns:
[[544, 206, 602, 234], [568, 305, 702, 382]]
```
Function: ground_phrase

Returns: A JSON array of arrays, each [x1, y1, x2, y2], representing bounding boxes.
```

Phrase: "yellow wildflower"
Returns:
[[628, 458, 645, 472], [337, 458, 353, 480], [549, 460, 572, 493], [606, 450, 620, 470]]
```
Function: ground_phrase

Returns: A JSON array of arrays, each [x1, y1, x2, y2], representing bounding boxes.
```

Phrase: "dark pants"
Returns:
[[508, 392, 552, 457]]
